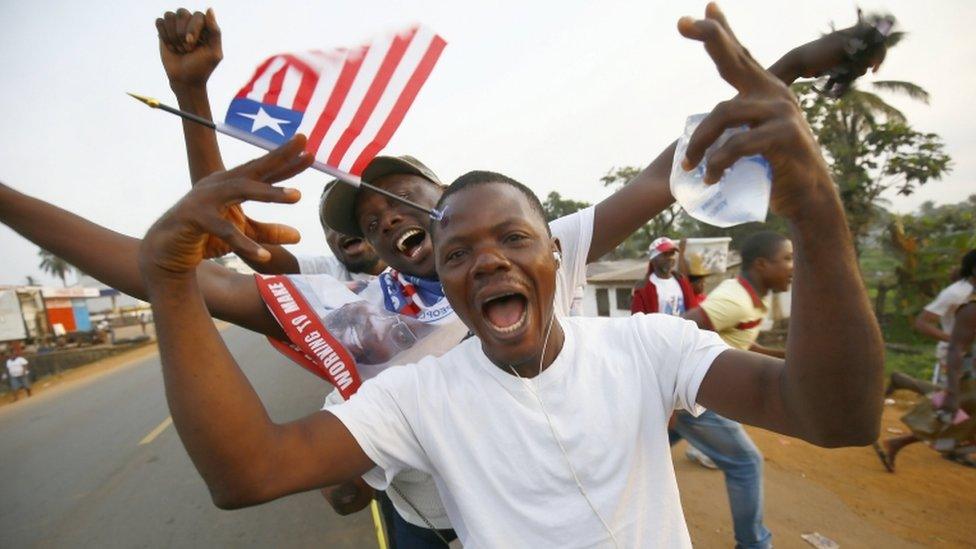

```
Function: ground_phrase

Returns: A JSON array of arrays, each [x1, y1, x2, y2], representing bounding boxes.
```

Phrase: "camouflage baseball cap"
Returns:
[[320, 155, 442, 237]]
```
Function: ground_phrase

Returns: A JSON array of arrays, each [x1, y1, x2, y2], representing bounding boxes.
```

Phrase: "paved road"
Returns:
[[0, 326, 376, 548]]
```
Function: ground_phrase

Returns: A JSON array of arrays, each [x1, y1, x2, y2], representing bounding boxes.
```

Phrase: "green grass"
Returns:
[[884, 346, 935, 380], [882, 314, 930, 346], [859, 246, 899, 285], [878, 315, 938, 379]]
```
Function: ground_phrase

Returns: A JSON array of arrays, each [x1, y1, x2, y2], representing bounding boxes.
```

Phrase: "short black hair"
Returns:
[[959, 249, 976, 280], [432, 170, 550, 237], [741, 231, 789, 268]]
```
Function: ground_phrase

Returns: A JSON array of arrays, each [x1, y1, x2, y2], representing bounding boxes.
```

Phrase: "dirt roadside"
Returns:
[[5, 332, 972, 545], [677, 392, 976, 548]]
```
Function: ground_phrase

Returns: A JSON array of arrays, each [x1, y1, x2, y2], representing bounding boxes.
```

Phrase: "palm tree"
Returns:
[[790, 29, 922, 172], [37, 248, 73, 287], [790, 29, 923, 150], [792, 78, 929, 138]]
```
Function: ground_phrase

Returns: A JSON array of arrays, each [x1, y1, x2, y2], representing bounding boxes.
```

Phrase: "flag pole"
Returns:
[[127, 93, 443, 220]]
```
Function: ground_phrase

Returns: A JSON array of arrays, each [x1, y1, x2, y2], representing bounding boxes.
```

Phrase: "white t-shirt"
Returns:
[[650, 273, 686, 316], [312, 207, 595, 529], [569, 285, 585, 316], [6, 356, 28, 377], [296, 254, 374, 282], [924, 279, 974, 359], [328, 314, 727, 547]]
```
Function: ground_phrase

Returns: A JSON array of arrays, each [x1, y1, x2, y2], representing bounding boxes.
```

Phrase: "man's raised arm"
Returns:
[[157, 7, 225, 182], [0, 181, 281, 339], [138, 136, 374, 508], [587, 14, 888, 262], [678, 4, 883, 447], [157, 8, 302, 275], [942, 303, 975, 415]]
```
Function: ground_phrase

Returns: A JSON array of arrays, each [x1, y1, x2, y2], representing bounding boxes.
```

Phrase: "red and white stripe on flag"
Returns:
[[232, 25, 446, 175]]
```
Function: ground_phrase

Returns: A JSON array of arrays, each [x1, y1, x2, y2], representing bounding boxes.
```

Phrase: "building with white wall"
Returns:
[[581, 260, 646, 318], [577, 252, 796, 325]]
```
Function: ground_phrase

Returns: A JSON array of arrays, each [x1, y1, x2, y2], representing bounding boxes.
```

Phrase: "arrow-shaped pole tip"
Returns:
[[127, 92, 160, 108]]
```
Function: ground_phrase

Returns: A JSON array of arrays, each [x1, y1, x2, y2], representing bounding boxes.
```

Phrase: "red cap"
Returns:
[[648, 237, 677, 260]]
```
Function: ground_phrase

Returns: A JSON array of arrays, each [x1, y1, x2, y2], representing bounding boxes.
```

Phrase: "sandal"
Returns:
[[872, 441, 894, 473]]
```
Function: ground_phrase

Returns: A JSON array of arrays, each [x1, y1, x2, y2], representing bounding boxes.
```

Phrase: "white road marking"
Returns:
[[138, 416, 173, 445]]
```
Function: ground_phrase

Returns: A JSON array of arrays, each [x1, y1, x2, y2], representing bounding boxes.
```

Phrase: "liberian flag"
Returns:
[[225, 25, 446, 176]]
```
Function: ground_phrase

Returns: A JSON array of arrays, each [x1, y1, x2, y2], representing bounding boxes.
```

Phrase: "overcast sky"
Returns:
[[1, 0, 973, 287]]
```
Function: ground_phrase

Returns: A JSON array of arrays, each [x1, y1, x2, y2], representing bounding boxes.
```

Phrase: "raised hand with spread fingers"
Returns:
[[140, 136, 312, 276], [680, 3, 885, 447]]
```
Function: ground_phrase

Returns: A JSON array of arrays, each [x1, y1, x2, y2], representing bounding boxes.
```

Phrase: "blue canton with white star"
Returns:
[[225, 98, 305, 145]]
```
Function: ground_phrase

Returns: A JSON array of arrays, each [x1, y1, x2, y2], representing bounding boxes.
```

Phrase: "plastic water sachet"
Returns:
[[670, 113, 772, 227]]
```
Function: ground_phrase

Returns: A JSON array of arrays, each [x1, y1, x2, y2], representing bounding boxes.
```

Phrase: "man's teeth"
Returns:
[[484, 294, 528, 334], [490, 312, 526, 334], [396, 228, 423, 253]]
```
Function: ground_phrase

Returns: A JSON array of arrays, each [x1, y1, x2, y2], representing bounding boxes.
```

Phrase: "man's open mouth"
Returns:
[[395, 228, 427, 260], [481, 292, 528, 334], [339, 237, 366, 255]]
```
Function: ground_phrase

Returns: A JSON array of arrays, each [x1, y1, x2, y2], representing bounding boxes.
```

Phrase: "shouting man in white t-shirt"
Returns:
[[135, 6, 884, 545]]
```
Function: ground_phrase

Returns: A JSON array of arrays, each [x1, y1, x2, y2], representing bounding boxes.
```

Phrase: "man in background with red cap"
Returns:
[[630, 235, 772, 548], [631, 236, 699, 317]]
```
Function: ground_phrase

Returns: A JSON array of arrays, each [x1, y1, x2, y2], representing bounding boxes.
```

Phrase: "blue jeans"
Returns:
[[671, 410, 772, 549], [10, 374, 31, 391]]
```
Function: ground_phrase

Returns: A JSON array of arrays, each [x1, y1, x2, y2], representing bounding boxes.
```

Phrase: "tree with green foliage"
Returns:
[[883, 195, 976, 318], [600, 166, 685, 258], [541, 191, 590, 223], [37, 248, 73, 287], [792, 79, 951, 254]]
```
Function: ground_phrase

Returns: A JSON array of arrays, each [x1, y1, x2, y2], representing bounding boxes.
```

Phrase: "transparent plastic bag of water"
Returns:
[[670, 113, 772, 227]]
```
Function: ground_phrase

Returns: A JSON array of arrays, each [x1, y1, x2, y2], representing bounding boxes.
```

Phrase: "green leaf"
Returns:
[[871, 80, 930, 104]]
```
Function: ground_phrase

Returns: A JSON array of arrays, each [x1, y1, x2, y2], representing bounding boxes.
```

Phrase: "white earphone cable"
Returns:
[[508, 297, 620, 548]]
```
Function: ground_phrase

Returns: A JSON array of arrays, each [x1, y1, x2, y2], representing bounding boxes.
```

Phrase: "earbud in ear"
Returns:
[[553, 251, 562, 264]]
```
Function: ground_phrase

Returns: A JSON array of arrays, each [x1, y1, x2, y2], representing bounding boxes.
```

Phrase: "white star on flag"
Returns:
[[238, 107, 291, 135]]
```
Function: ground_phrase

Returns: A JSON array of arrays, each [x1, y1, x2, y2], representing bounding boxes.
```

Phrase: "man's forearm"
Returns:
[[321, 479, 375, 515], [588, 44, 841, 263], [913, 315, 950, 342], [0, 184, 147, 299], [782, 183, 883, 445], [145, 269, 279, 506], [589, 143, 676, 262], [172, 85, 226, 183], [238, 245, 302, 275], [749, 343, 785, 359], [0, 184, 283, 338], [945, 347, 963, 398], [944, 309, 975, 400]]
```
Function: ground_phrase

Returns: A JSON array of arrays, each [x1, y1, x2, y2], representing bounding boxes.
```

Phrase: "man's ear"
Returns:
[[753, 256, 770, 273], [551, 238, 563, 265]]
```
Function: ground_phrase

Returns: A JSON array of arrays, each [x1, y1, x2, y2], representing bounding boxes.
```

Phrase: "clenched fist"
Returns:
[[156, 8, 223, 91]]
